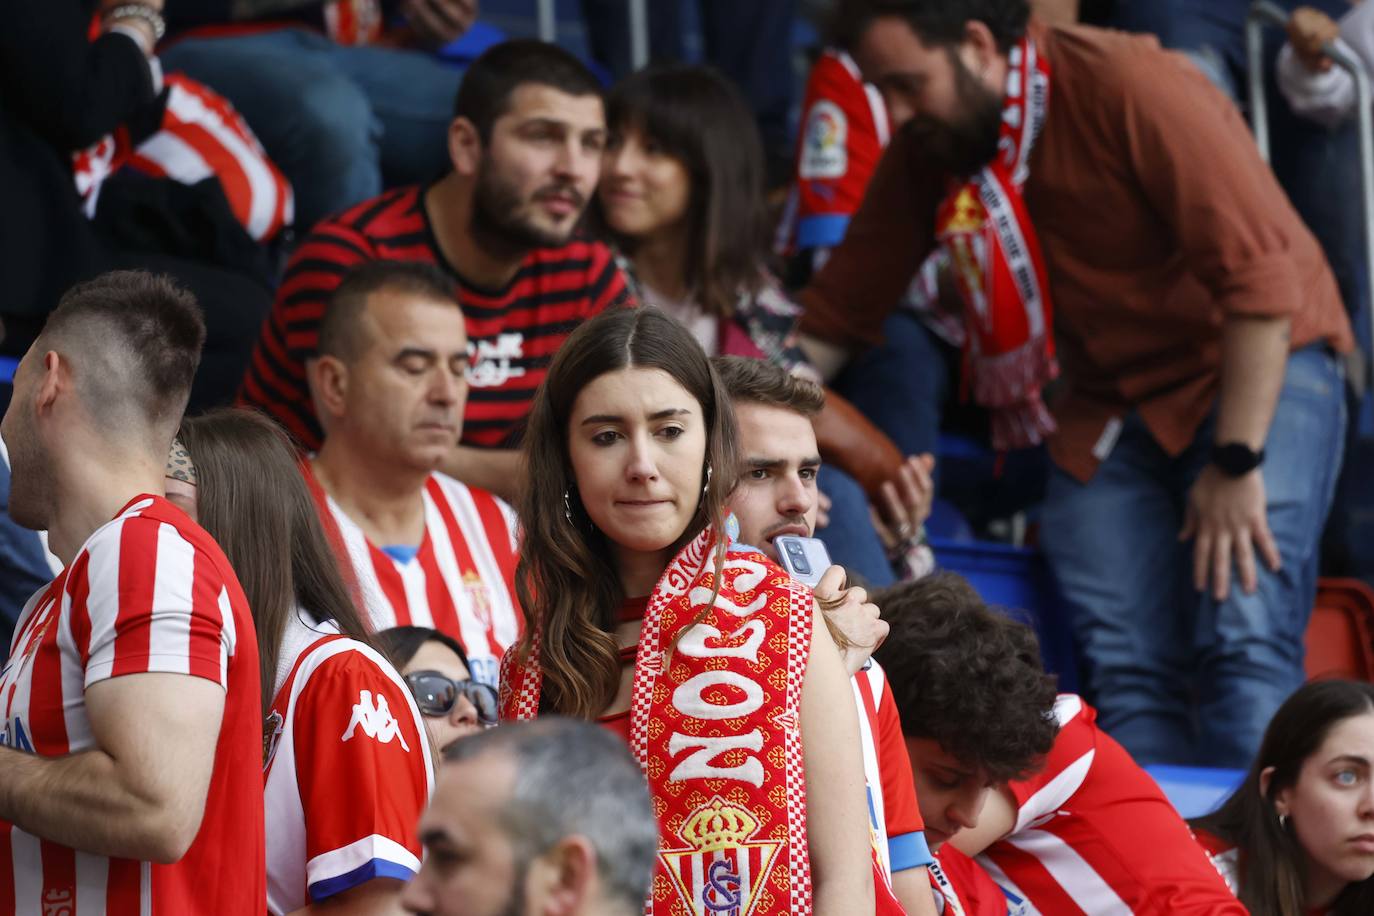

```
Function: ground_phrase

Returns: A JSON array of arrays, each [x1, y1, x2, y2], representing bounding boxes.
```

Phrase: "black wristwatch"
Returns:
[[1210, 442, 1265, 477]]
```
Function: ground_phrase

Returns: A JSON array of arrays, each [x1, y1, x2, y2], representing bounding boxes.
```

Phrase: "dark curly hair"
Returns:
[[873, 572, 1059, 783], [830, 0, 1031, 53]]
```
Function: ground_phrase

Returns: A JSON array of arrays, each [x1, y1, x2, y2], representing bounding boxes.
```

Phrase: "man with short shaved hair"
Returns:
[[304, 262, 522, 689], [402, 717, 657, 916], [0, 271, 264, 914]]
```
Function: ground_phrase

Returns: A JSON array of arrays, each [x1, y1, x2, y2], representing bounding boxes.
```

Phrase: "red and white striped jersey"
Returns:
[[931, 846, 1013, 916], [853, 660, 929, 878], [129, 75, 293, 242], [303, 463, 522, 688], [976, 694, 1246, 915], [1189, 829, 1239, 896], [854, 660, 930, 916], [264, 614, 433, 915], [73, 74, 292, 242], [0, 495, 264, 915]]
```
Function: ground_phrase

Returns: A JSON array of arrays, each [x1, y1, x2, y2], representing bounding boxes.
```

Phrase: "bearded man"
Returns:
[[239, 39, 630, 502], [797, 0, 1353, 769]]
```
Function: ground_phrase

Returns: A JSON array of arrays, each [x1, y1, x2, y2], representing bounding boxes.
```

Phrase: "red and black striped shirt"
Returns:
[[239, 184, 630, 450]]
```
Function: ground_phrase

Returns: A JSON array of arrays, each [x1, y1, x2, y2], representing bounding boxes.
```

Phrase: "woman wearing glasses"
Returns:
[[168, 408, 433, 916], [375, 626, 499, 754]]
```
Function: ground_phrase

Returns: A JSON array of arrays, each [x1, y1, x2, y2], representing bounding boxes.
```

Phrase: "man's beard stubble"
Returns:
[[908, 51, 1005, 179], [470, 164, 585, 259]]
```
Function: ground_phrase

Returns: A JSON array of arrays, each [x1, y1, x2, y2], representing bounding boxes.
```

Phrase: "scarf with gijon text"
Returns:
[[500, 527, 815, 916], [936, 36, 1058, 450]]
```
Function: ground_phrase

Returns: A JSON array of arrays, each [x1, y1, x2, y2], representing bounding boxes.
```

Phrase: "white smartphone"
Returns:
[[773, 535, 833, 588]]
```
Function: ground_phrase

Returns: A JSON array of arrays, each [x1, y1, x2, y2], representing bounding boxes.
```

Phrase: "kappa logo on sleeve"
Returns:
[[341, 690, 412, 751]]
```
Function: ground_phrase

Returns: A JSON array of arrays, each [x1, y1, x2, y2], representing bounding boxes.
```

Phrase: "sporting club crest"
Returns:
[[660, 797, 783, 916]]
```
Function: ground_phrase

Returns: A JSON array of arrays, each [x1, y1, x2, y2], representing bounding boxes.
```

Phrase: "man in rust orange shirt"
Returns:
[[800, 0, 1354, 768]]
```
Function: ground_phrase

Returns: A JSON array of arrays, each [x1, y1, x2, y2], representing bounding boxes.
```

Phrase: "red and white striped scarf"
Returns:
[[501, 529, 815, 916], [937, 36, 1058, 450]]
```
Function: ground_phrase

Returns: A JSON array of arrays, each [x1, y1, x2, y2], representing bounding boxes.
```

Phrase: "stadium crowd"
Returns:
[[2, 0, 1374, 913]]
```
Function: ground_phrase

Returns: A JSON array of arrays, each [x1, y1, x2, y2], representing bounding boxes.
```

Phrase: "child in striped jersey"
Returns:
[[876, 575, 1246, 916], [305, 262, 522, 690], [172, 408, 432, 916]]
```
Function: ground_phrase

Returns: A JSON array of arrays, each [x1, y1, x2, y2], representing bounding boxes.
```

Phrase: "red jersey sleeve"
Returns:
[[874, 672, 928, 874], [1005, 694, 1096, 821], [80, 513, 234, 689], [791, 50, 890, 251], [292, 650, 432, 901]]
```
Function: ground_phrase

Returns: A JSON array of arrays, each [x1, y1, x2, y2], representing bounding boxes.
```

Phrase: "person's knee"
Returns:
[[291, 74, 379, 163]]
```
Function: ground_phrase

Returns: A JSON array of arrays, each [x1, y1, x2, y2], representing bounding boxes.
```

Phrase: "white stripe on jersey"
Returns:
[[218, 586, 236, 686], [1013, 695, 1092, 831], [149, 522, 197, 675], [54, 590, 92, 751], [852, 663, 890, 877], [1012, 751, 1094, 833], [307, 835, 422, 888], [439, 478, 520, 649], [82, 513, 129, 684], [10, 833, 40, 916], [135, 131, 213, 184], [1002, 829, 1132, 915], [975, 856, 1038, 915]]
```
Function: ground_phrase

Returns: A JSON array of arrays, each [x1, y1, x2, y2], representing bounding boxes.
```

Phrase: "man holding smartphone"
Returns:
[[713, 354, 940, 916]]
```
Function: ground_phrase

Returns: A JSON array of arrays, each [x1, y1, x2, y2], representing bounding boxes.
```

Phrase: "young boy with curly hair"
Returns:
[[875, 574, 1247, 915]]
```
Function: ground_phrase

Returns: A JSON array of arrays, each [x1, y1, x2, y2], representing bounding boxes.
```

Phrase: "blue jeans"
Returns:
[[0, 453, 54, 663], [1040, 346, 1346, 767], [162, 29, 462, 230], [1109, 0, 1374, 583], [815, 465, 895, 589]]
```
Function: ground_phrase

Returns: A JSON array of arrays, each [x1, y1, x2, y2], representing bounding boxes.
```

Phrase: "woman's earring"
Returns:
[[701, 463, 713, 502], [1278, 812, 1289, 831], [563, 487, 575, 525]]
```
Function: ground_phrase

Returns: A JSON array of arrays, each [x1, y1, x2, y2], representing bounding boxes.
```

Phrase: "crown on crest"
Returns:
[[680, 799, 759, 851]]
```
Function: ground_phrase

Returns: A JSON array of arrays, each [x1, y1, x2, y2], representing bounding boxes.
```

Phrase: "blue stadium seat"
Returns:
[[1144, 765, 1244, 819]]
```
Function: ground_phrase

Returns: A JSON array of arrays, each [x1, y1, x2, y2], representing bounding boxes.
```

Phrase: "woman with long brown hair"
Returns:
[[169, 408, 433, 916], [501, 307, 874, 915], [594, 63, 925, 588], [1191, 679, 1374, 915]]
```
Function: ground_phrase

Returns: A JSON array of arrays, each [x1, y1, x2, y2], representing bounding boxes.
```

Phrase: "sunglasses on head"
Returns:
[[404, 670, 499, 725]]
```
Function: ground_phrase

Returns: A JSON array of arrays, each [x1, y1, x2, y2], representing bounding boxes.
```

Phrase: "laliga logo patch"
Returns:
[[798, 100, 848, 180], [660, 797, 782, 916]]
